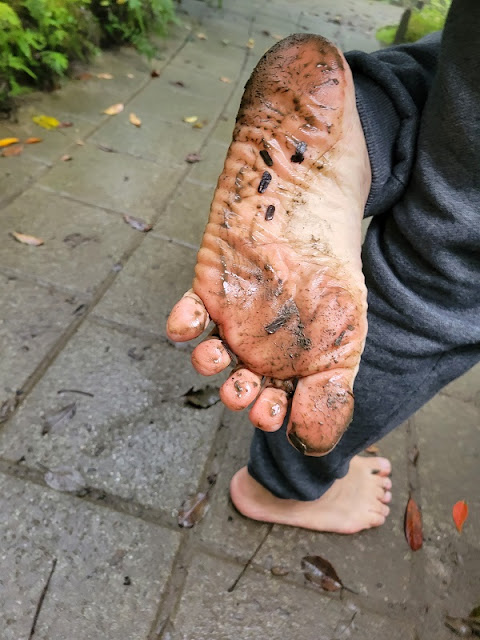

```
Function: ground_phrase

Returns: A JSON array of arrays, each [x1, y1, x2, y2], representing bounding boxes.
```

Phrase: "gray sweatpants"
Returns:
[[248, 0, 480, 500]]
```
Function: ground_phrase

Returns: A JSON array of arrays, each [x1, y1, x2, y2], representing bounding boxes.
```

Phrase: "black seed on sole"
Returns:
[[291, 140, 307, 164], [260, 149, 273, 167], [258, 171, 272, 193], [265, 205, 275, 221]]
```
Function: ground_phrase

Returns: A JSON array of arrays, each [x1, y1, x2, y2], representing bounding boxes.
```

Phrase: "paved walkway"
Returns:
[[0, 0, 478, 638]]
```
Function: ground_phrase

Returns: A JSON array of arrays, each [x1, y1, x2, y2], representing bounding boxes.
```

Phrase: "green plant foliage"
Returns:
[[376, 0, 452, 45]]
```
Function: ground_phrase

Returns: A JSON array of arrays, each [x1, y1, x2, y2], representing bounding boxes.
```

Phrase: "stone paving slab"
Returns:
[[93, 235, 197, 334], [254, 426, 412, 605], [0, 188, 136, 294], [37, 143, 183, 219], [0, 150, 46, 208], [440, 361, 480, 406], [169, 552, 416, 640], [0, 320, 224, 513], [0, 474, 180, 640], [0, 273, 77, 407]]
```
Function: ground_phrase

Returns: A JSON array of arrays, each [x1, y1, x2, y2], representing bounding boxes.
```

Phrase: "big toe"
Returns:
[[166, 289, 210, 342]]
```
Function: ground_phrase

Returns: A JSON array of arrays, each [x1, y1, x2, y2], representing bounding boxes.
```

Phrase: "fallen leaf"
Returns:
[[0, 395, 19, 423], [127, 73, 135, 79], [246, 38, 255, 49], [76, 71, 92, 81], [102, 103, 124, 115], [408, 444, 420, 465], [58, 121, 73, 128], [184, 386, 220, 409], [193, 120, 207, 129], [97, 72, 113, 79], [444, 616, 474, 637], [185, 152, 201, 163], [197, 32, 208, 40], [261, 29, 271, 36], [170, 80, 185, 88], [76, 140, 85, 146], [220, 76, 231, 83], [151, 69, 160, 78], [452, 500, 468, 533], [183, 115, 198, 124], [32, 115, 60, 129], [271, 566, 289, 576], [365, 444, 379, 455], [0, 137, 19, 148], [25, 137, 42, 144], [129, 113, 142, 127], [178, 492, 209, 527], [405, 495, 423, 551], [1, 144, 23, 157], [301, 555, 345, 592], [11, 231, 44, 246], [123, 214, 152, 232], [97, 144, 115, 153], [44, 466, 87, 493], [60, 154, 72, 162], [42, 402, 77, 435]]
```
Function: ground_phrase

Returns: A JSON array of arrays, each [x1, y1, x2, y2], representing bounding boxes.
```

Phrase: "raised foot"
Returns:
[[230, 456, 392, 534], [166, 33, 371, 455]]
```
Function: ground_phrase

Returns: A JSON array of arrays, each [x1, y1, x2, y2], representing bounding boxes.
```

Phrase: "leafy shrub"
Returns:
[[377, 0, 452, 45]]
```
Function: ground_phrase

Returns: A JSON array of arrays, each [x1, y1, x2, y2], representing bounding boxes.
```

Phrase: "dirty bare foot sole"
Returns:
[[230, 456, 392, 533], [166, 34, 371, 455]]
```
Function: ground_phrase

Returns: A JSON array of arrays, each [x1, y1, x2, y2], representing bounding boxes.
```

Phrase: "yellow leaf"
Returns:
[[32, 115, 60, 130], [25, 137, 42, 144], [220, 76, 231, 83], [129, 113, 142, 127], [246, 38, 255, 49], [0, 138, 19, 148], [102, 103, 124, 115], [197, 32, 207, 40], [183, 116, 198, 124], [97, 73, 113, 79], [11, 232, 44, 246]]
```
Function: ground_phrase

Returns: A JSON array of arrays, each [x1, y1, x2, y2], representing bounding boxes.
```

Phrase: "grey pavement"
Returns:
[[0, 0, 478, 638]]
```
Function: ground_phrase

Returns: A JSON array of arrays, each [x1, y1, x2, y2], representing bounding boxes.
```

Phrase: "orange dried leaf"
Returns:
[[452, 500, 468, 533], [405, 495, 423, 551], [25, 137, 42, 144], [102, 103, 124, 115], [129, 113, 142, 127], [11, 232, 44, 246], [97, 72, 113, 79], [0, 137, 19, 148], [2, 144, 23, 157]]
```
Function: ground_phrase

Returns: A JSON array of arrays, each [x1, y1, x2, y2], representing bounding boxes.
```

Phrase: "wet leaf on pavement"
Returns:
[[178, 491, 209, 528], [103, 103, 124, 115], [408, 444, 419, 465], [2, 144, 23, 157], [365, 444, 379, 455], [42, 402, 77, 435], [0, 395, 19, 423], [452, 500, 469, 533], [44, 466, 87, 493], [129, 112, 142, 127], [185, 152, 201, 163], [123, 214, 152, 232], [11, 231, 44, 246], [301, 555, 345, 592], [0, 137, 20, 147], [25, 137, 42, 144], [32, 115, 60, 129], [405, 495, 423, 551], [184, 386, 220, 409]]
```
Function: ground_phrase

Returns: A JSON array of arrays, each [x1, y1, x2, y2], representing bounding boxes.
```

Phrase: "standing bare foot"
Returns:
[[166, 34, 371, 456], [230, 456, 392, 533]]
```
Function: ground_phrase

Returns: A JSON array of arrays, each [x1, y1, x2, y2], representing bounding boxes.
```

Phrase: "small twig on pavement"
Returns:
[[29, 557, 57, 638], [227, 524, 273, 592]]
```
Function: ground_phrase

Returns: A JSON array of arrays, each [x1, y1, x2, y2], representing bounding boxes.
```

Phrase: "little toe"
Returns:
[[220, 368, 262, 410], [382, 477, 392, 491], [249, 387, 288, 432], [166, 289, 209, 342], [191, 338, 231, 376]]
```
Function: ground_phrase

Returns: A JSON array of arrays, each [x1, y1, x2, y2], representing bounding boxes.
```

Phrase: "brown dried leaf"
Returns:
[[2, 144, 23, 157], [44, 466, 87, 493], [76, 71, 93, 81], [129, 113, 142, 127], [365, 445, 379, 455], [97, 72, 113, 79], [0, 137, 20, 147], [301, 555, 345, 592], [58, 121, 73, 128], [151, 69, 160, 78], [185, 152, 201, 164], [184, 386, 220, 409], [170, 80, 185, 88], [178, 492, 209, 528], [11, 231, 44, 246], [261, 29, 271, 36], [42, 402, 77, 435], [123, 214, 152, 232], [102, 103, 124, 115], [197, 32, 207, 40], [25, 137, 42, 144], [408, 445, 419, 465], [61, 154, 72, 162], [220, 76, 231, 83], [271, 566, 289, 577], [405, 495, 423, 551], [0, 395, 19, 423]]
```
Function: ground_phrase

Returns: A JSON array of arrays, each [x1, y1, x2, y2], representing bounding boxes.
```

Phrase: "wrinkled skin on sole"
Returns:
[[167, 34, 371, 455]]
